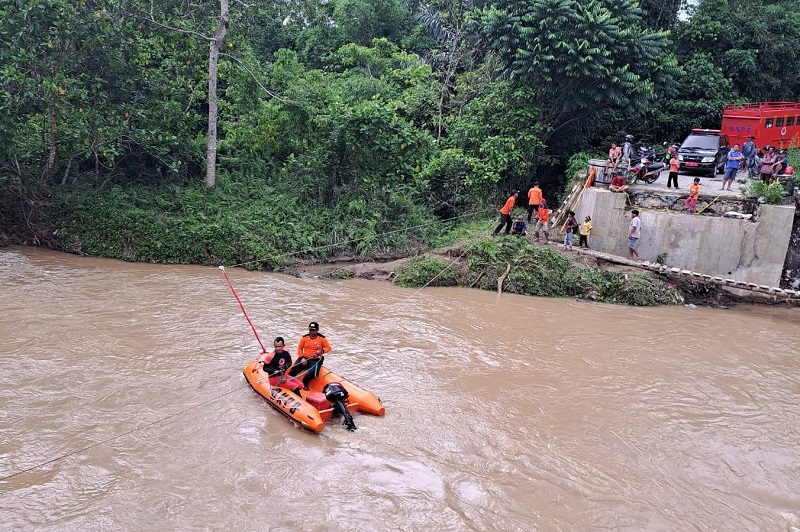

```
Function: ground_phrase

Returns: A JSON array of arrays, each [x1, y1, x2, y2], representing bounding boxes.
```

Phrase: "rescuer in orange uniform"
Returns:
[[526, 182, 543, 223], [534, 199, 550, 242], [492, 190, 519, 236], [289, 321, 332, 389]]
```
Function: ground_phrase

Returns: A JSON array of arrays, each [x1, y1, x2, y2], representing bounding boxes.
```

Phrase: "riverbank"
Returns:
[[300, 235, 799, 308]]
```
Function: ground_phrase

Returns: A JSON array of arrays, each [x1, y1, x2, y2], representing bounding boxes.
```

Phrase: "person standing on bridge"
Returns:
[[742, 135, 757, 174], [776, 150, 789, 176], [621, 135, 634, 167], [289, 321, 331, 390], [759, 146, 780, 184], [722, 143, 743, 191], [666, 152, 680, 189]]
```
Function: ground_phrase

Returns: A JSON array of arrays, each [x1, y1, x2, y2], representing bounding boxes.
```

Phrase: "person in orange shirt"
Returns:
[[526, 182, 543, 222], [492, 190, 519, 236], [666, 155, 680, 189], [289, 321, 332, 389], [534, 199, 550, 242], [684, 177, 700, 213]]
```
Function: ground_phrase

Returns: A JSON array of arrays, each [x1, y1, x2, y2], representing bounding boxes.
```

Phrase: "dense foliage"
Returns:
[[1, 0, 799, 265]]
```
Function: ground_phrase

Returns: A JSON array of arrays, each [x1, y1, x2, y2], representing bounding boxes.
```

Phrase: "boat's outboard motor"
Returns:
[[323, 382, 356, 431]]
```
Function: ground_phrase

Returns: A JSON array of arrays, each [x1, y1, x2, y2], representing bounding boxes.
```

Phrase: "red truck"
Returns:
[[722, 101, 800, 149]]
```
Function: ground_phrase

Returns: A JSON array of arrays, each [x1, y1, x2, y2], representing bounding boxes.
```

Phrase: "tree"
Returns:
[[673, 0, 800, 102], [481, 0, 675, 140], [0, 0, 136, 186], [332, 0, 410, 46], [649, 53, 734, 140], [639, 0, 685, 30], [142, 0, 230, 188], [415, 1, 486, 141]]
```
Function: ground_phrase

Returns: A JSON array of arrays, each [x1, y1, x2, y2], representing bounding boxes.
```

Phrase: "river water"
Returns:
[[1, 246, 799, 531]]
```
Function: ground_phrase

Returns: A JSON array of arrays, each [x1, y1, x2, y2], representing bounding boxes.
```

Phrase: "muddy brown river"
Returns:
[[1, 246, 799, 530]]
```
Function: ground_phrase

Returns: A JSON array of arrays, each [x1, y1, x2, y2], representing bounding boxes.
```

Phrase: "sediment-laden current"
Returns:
[[1, 246, 799, 530]]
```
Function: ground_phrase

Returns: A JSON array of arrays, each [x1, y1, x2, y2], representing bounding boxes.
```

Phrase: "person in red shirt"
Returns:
[[492, 190, 519, 236], [609, 173, 629, 193], [289, 321, 332, 389]]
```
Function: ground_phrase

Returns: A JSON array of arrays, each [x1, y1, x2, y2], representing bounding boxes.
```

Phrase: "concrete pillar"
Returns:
[[576, 188, 795, 286]]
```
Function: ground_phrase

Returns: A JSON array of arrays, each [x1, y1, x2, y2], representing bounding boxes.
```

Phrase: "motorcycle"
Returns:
[[663, 142, 680, 162], [744, 153, 761, 179], [626, 145, 666, 184]]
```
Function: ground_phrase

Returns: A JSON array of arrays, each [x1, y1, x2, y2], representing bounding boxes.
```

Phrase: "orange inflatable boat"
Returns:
[[243, 359, 385, 433]]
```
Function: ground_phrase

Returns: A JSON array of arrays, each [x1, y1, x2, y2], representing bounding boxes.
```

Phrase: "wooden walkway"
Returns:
[[567, 246, 800, 301]]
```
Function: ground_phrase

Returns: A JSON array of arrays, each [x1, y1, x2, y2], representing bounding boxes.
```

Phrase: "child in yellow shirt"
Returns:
[[579, 215, 592, 249]]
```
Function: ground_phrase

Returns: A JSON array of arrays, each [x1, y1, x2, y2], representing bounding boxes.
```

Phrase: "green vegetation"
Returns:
[[746, 181, 787, 205], [394, 256, 460, 288], [396, 237, 684, 306], [30, 177, 441, 267], [432, 219, 494, 249], [1, 0, 799, 290], [788, 148, 800, 188], [562, 152, 604, 200]]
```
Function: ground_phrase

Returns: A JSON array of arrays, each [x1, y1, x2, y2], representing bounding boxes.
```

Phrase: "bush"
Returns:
[[747, 180, 785, 204], [433, 218, 495, 249], [394, 256, 460, 288], [462, 236, 682, 305], [36, 170, 447, 268]]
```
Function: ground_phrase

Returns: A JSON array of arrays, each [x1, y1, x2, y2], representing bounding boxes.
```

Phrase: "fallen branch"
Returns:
[[497, 263, 511, 293], [469, 270, 485, 289]]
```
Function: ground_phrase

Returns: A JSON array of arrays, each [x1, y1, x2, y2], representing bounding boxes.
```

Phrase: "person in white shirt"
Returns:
[[628, 209, 641, 261]]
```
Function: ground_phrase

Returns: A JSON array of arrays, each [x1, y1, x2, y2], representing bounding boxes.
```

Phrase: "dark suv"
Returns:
[[677, 129, 730, 178]]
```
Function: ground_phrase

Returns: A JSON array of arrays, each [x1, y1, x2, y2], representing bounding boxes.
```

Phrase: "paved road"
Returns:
[[630, 168, 756, 197]]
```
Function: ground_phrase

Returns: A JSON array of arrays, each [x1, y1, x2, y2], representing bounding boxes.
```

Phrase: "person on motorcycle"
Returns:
[[622, 135, 634, 166], [741, 135, 757, 176]]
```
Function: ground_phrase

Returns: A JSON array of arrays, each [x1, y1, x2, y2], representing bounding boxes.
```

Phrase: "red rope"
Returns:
[[219, 266, 266, 353]]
